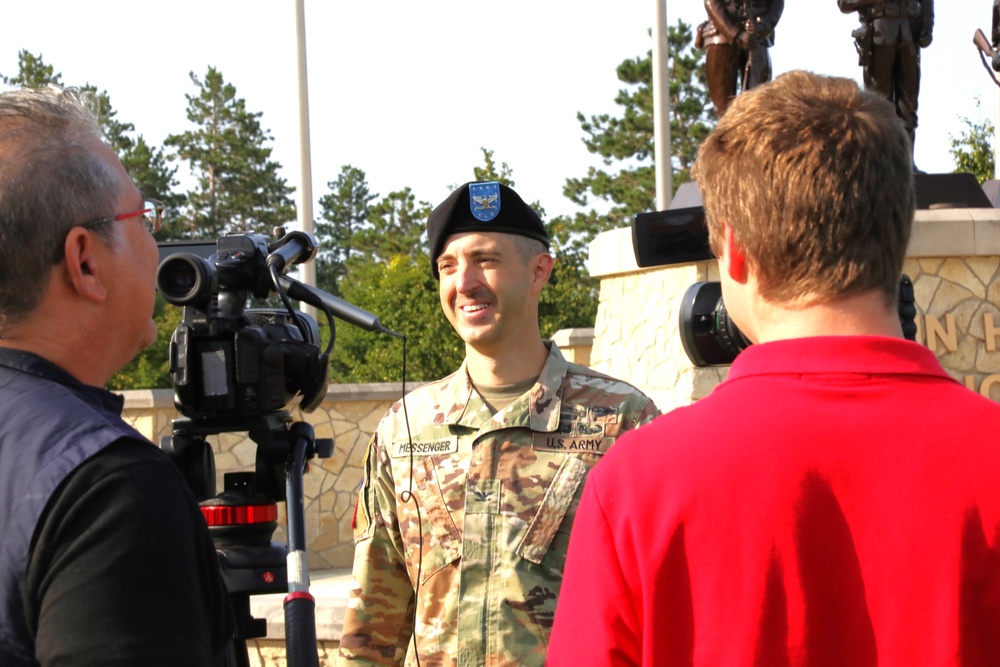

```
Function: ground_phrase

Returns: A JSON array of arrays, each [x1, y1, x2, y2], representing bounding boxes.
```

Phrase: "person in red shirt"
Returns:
[[548, 70, 1000, 666]]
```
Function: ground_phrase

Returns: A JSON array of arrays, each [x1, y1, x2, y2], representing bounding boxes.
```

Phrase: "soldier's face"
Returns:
[[437, 231, 543, 356]]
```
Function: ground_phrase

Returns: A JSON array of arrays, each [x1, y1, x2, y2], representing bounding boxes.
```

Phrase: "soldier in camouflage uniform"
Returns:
[[337, 181, 658, 666]]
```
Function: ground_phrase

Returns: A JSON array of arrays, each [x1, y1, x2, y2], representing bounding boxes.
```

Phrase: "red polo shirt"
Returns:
[[549, 336, 1000, 666]]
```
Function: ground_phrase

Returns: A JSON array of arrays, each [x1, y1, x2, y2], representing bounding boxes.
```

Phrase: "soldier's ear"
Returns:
[[532, 252, 554, 289]]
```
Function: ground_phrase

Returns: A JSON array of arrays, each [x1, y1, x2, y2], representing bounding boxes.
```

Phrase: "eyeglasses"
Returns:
[[81, 198, 165, 235]]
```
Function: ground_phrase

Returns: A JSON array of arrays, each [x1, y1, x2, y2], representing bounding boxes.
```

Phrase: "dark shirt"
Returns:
[[0, 348, 234, 666]]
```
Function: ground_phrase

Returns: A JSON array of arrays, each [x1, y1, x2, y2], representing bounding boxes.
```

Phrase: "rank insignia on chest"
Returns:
[[391, 436, 459, 457]]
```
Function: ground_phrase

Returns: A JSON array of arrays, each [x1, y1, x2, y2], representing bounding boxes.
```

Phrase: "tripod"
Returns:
[[163, 411, 333, 667]]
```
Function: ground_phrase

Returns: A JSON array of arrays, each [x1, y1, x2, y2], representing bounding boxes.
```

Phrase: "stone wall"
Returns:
[[590, 207, 1000, 412], [122, 384, 397, 571]]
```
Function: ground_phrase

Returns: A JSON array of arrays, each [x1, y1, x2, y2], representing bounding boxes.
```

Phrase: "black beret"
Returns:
[[427, 181, 549, 278]]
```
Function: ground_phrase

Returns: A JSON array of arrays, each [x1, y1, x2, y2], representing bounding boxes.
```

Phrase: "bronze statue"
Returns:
[[696, 0, 784, 116], [839, 0, 934, 167], [993, 0, 1000, 68]]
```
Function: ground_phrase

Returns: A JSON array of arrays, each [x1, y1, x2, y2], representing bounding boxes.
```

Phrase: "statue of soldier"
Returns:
[[696, 0, 785, 116], [992, 0, 1000, 70], [839, 0, 934, 167]]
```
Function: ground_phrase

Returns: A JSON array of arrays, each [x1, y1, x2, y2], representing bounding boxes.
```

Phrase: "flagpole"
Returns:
[[653, 0, 673, 210], [295, 0, 317, 299]]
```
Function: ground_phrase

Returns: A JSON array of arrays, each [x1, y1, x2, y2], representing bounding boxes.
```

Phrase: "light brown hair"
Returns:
[[692, 70, 914, 305]]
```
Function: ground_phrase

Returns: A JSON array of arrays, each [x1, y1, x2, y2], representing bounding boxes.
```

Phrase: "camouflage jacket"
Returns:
[[337, 344, 658, 666]]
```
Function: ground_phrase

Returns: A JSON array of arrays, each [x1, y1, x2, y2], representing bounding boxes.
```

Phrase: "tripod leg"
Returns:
[[284, 422, 319, 667]]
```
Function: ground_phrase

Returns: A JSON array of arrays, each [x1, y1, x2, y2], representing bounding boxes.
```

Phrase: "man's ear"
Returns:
[[532, 252, 555, 289], [62, 228, 108, 304], [723, 222, 748, 283]]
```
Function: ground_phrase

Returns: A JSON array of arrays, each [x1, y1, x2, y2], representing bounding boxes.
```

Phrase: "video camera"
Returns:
[[157, 231, 328, 425], [632, 207, 917, 367], [156, 228, 393, 667]]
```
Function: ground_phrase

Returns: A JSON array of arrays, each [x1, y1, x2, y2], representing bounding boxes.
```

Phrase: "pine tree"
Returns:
[[0, 49, 61, 87], [165, 67, 295, 239], [472, 147, 515, 185], [563, 19, 714, 228], [316, 166, 377, 296], [1, 51, 180, 234], [353, 188, 431, 262], [536, 20, 714, 337], [78, 86, 181, 225], [322, 179, 448, 382]]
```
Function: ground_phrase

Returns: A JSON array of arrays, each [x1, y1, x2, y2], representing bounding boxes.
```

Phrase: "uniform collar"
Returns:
[[440, 342, 569, 433]]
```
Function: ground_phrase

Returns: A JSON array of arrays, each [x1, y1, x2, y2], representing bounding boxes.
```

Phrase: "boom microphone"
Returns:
[[276, 275, 399, 336]]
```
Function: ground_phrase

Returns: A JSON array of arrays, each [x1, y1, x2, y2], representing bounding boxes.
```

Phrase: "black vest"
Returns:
[[0, 349, 142, 664]]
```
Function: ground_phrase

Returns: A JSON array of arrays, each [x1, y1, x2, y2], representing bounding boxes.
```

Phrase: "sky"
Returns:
[[0, 1, 995, 228]]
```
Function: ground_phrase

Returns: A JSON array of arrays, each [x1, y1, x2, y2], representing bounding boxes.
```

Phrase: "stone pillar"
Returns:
[[550, 327, 595, 367]]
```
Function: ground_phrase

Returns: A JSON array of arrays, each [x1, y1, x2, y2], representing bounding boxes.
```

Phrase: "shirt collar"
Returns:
[[726, 336, 954, 383], [0, 347, 126, 415]]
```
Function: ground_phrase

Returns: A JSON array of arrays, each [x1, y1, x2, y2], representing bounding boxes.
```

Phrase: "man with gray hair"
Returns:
[[0, 86, 233, 666]]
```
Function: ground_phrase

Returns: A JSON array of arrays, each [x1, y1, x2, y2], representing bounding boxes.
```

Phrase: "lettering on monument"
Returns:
[[915, 313, 1000, 401]]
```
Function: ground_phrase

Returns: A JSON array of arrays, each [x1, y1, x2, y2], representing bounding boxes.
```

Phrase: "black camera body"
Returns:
[[632, 207, 917, 367], [156, 232, 328, 427]]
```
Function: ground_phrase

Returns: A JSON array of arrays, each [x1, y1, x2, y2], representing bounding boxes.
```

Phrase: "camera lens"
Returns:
[[679, 282, 751, 367], [157, 253, 216, 306]]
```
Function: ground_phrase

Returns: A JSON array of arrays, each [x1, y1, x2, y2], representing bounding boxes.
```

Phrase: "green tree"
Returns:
[[124, 135, 183, 232], [330, 254, 463, 383], [107, 300, 182, 390], [79, 85, 182, 225], [316, 165, 377, 296], [472, 147, 515, 184], [1, 51, 181, 232], [165, 67, 295, 238], [326, 185, 442, 382], [535, 20, 714, 336], [950, 100, 995, 184], [354, 188, 431, 260], [564, 19, 714, 228], [0, 49, 61, 87]]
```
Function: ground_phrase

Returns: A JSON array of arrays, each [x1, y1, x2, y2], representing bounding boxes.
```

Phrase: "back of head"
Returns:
[[692, 70, 915, 306], [0, 86, 121, 335]]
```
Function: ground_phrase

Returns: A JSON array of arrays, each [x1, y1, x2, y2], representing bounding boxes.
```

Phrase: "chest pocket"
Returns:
[[515, 455, 591, 573]]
